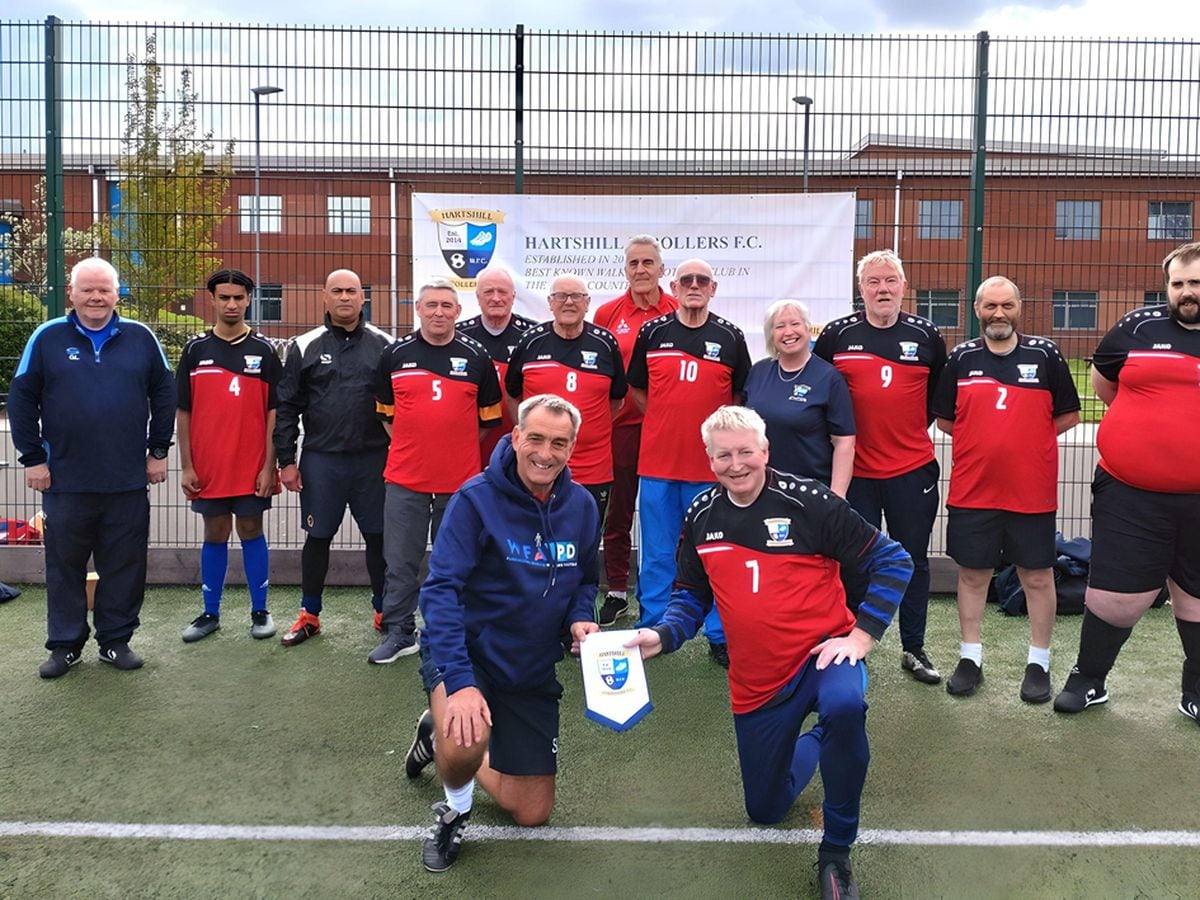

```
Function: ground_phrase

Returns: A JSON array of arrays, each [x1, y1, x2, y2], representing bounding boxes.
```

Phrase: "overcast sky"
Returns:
[[15, 0, 1187, 38]]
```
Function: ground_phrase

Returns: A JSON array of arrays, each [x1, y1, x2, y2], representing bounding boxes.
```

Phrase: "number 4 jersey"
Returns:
[[177, 329, 284, 499], [933, 335, 1079, 513]]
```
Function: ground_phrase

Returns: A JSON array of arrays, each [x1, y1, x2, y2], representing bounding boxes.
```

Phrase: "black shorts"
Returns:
[[298, 448, 387, 539], [418, 641, 561, 777], [946, 506, 1057, 570], [1089, 467, 1200, 595], [191, 494, 272, 517]]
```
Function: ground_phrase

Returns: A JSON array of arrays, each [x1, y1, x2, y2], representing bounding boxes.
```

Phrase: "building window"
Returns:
[[328, 196, 371, 235], [855, 199, 874, 240], [918, 200, 962, 240], [1052, 290, 1098, 330], [238, 195, 282, 234], [258, 283, 283, 322], [916, 289, 960, 327], [1144, 291, 1167, 307], [362, 283, 373, 322], [1056, 200, 1100, 240], [1148, 201, 1193, 241]]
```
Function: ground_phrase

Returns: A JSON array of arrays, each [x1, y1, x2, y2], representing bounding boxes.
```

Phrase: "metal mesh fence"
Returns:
[[2, 22, 1197, 553]]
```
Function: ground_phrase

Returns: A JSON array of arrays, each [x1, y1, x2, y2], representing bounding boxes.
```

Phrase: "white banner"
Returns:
[[411, 192, 856, 359], [580, 629, 652, 732]]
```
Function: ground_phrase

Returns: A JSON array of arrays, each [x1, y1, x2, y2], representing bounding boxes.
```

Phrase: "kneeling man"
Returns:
[[404, 394, 601, 872], [627, 406, 912, 900]]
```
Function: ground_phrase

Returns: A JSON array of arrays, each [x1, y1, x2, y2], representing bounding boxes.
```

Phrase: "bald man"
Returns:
[[274, 269, 395, 648]]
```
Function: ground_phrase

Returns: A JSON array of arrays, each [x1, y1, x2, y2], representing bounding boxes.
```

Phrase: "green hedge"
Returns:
[[0, 285, 46, 400]]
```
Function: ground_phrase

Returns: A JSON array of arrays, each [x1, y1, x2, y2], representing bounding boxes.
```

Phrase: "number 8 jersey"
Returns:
[[177, 329, 284, 499], [932, 335, 1079, 513]]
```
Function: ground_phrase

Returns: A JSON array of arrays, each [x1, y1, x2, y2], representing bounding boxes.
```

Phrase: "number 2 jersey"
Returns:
[[505, 322, 627, 485], [375, 331, 503, 494], [933, 335, 1079, 513], [176, 329, 284, 499], [813, 312, 946, 479], [1093, 306, 1200, 493], [627, 313, 751, 483], [661, 470, 911, 713]]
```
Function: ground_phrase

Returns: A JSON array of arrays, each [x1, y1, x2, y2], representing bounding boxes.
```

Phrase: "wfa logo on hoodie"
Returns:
[[506, 537, 579, 567]]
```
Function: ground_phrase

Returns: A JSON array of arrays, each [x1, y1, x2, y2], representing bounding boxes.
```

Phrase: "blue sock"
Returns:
[[371, 594, 383, 613], [302, 595, 323, 616], [241, 535, 270, 612], [200, 541, 229, 617]]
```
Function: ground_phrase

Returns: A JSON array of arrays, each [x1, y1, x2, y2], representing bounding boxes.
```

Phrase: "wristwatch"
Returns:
[[149, 447, 170, 460]]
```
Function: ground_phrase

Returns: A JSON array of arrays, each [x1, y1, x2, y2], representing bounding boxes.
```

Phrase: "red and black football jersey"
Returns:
[[627, 313, 751, 483], [933, 335, 1079, 513], [176, 329, 283, 499], [813, 312, 946, 479], [675, 471, 884, 713], [375, 331, 503, 493], [458, 313, 537, 466], [1094, 306, 1200, 493], [505, 323, 628, 485]]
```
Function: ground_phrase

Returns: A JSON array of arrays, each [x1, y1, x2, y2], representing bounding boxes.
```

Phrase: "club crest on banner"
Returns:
[[598, 653, 630, 690], [429, 207, 506, 283]]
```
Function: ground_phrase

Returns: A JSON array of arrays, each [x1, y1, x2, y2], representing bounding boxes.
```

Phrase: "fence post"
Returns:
[[965, 29, 989, 339], [44, 15, 65, 317], [514, 24, 525, 194]]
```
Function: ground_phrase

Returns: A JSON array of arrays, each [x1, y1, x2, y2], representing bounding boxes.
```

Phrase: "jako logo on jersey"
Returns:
[[968, 369, 984, 377], [199, 358, 215, 366], [789, 384, 811, 401], [243, 355, 262, 372], [320, 354, 333, 364], [597, 652, 630, 691], [449, 357, 468, 375], [847, 344, 864, 351], [705, 531, 724, 541], [899, 341, 919, 359], [764, 517, 794, 547], [1018, 363, 1039, 382], [401, 361, 417, 368], [1153, 343, 1173, 350], [66, 346, 81, 361], [580, 350, 598, 369], [704, 341, 722, 360]]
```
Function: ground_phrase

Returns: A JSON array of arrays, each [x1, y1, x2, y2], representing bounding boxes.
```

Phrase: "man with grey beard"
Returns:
[[933, 276, 1079, 704]]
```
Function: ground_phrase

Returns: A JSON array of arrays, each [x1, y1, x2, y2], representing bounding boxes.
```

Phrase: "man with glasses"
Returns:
[[626, 258, 751, 667], [457, 267, 536, 468], [505, 272, 627, 524]]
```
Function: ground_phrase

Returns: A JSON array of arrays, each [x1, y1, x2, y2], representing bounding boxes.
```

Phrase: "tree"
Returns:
[[103, 34, 234, 318], [0, 178, 102, 300], [0, 285, 45, 400]]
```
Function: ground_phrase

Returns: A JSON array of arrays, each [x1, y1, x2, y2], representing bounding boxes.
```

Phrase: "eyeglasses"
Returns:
[[549, 292, 589, 303], [676, 274, 712, 287]]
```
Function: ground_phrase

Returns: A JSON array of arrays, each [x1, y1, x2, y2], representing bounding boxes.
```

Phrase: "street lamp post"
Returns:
[[251, 85, 283, 323], [792, 95, 813, 193]]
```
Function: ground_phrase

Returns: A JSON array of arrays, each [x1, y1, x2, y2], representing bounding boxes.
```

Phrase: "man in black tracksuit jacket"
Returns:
[[9, 258, 175, 678], [272, 269, 394, 646]]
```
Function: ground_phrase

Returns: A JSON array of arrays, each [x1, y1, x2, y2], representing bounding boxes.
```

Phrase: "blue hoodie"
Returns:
[[419, 434, 600, 695]]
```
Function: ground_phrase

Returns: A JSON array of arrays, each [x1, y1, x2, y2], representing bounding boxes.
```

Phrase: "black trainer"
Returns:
[[597, 592, 629, 627], [946, 658, 983, 697], [181, 612, 220, 643], [1178, 692, 1199, 726], [817, 855, 860, 900], [708, 642, 730, 669], [1053, 667, 1108, 713], [38, 646, 83, 679], [901, 648, 941, 685], [405, 709, 435, 778], [1019, 663, 1052, 704], [422, 802, 470, 873], [98, 643, 144, 671]]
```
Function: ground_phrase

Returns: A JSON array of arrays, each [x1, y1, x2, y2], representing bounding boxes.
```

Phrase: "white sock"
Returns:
[[960, 642, 983, 666], [445, 778, 475, 814], [1028, 645, 1051, 672]]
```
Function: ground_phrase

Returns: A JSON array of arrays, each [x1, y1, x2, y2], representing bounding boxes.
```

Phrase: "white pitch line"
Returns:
[[2, 821, 1200, 847]]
